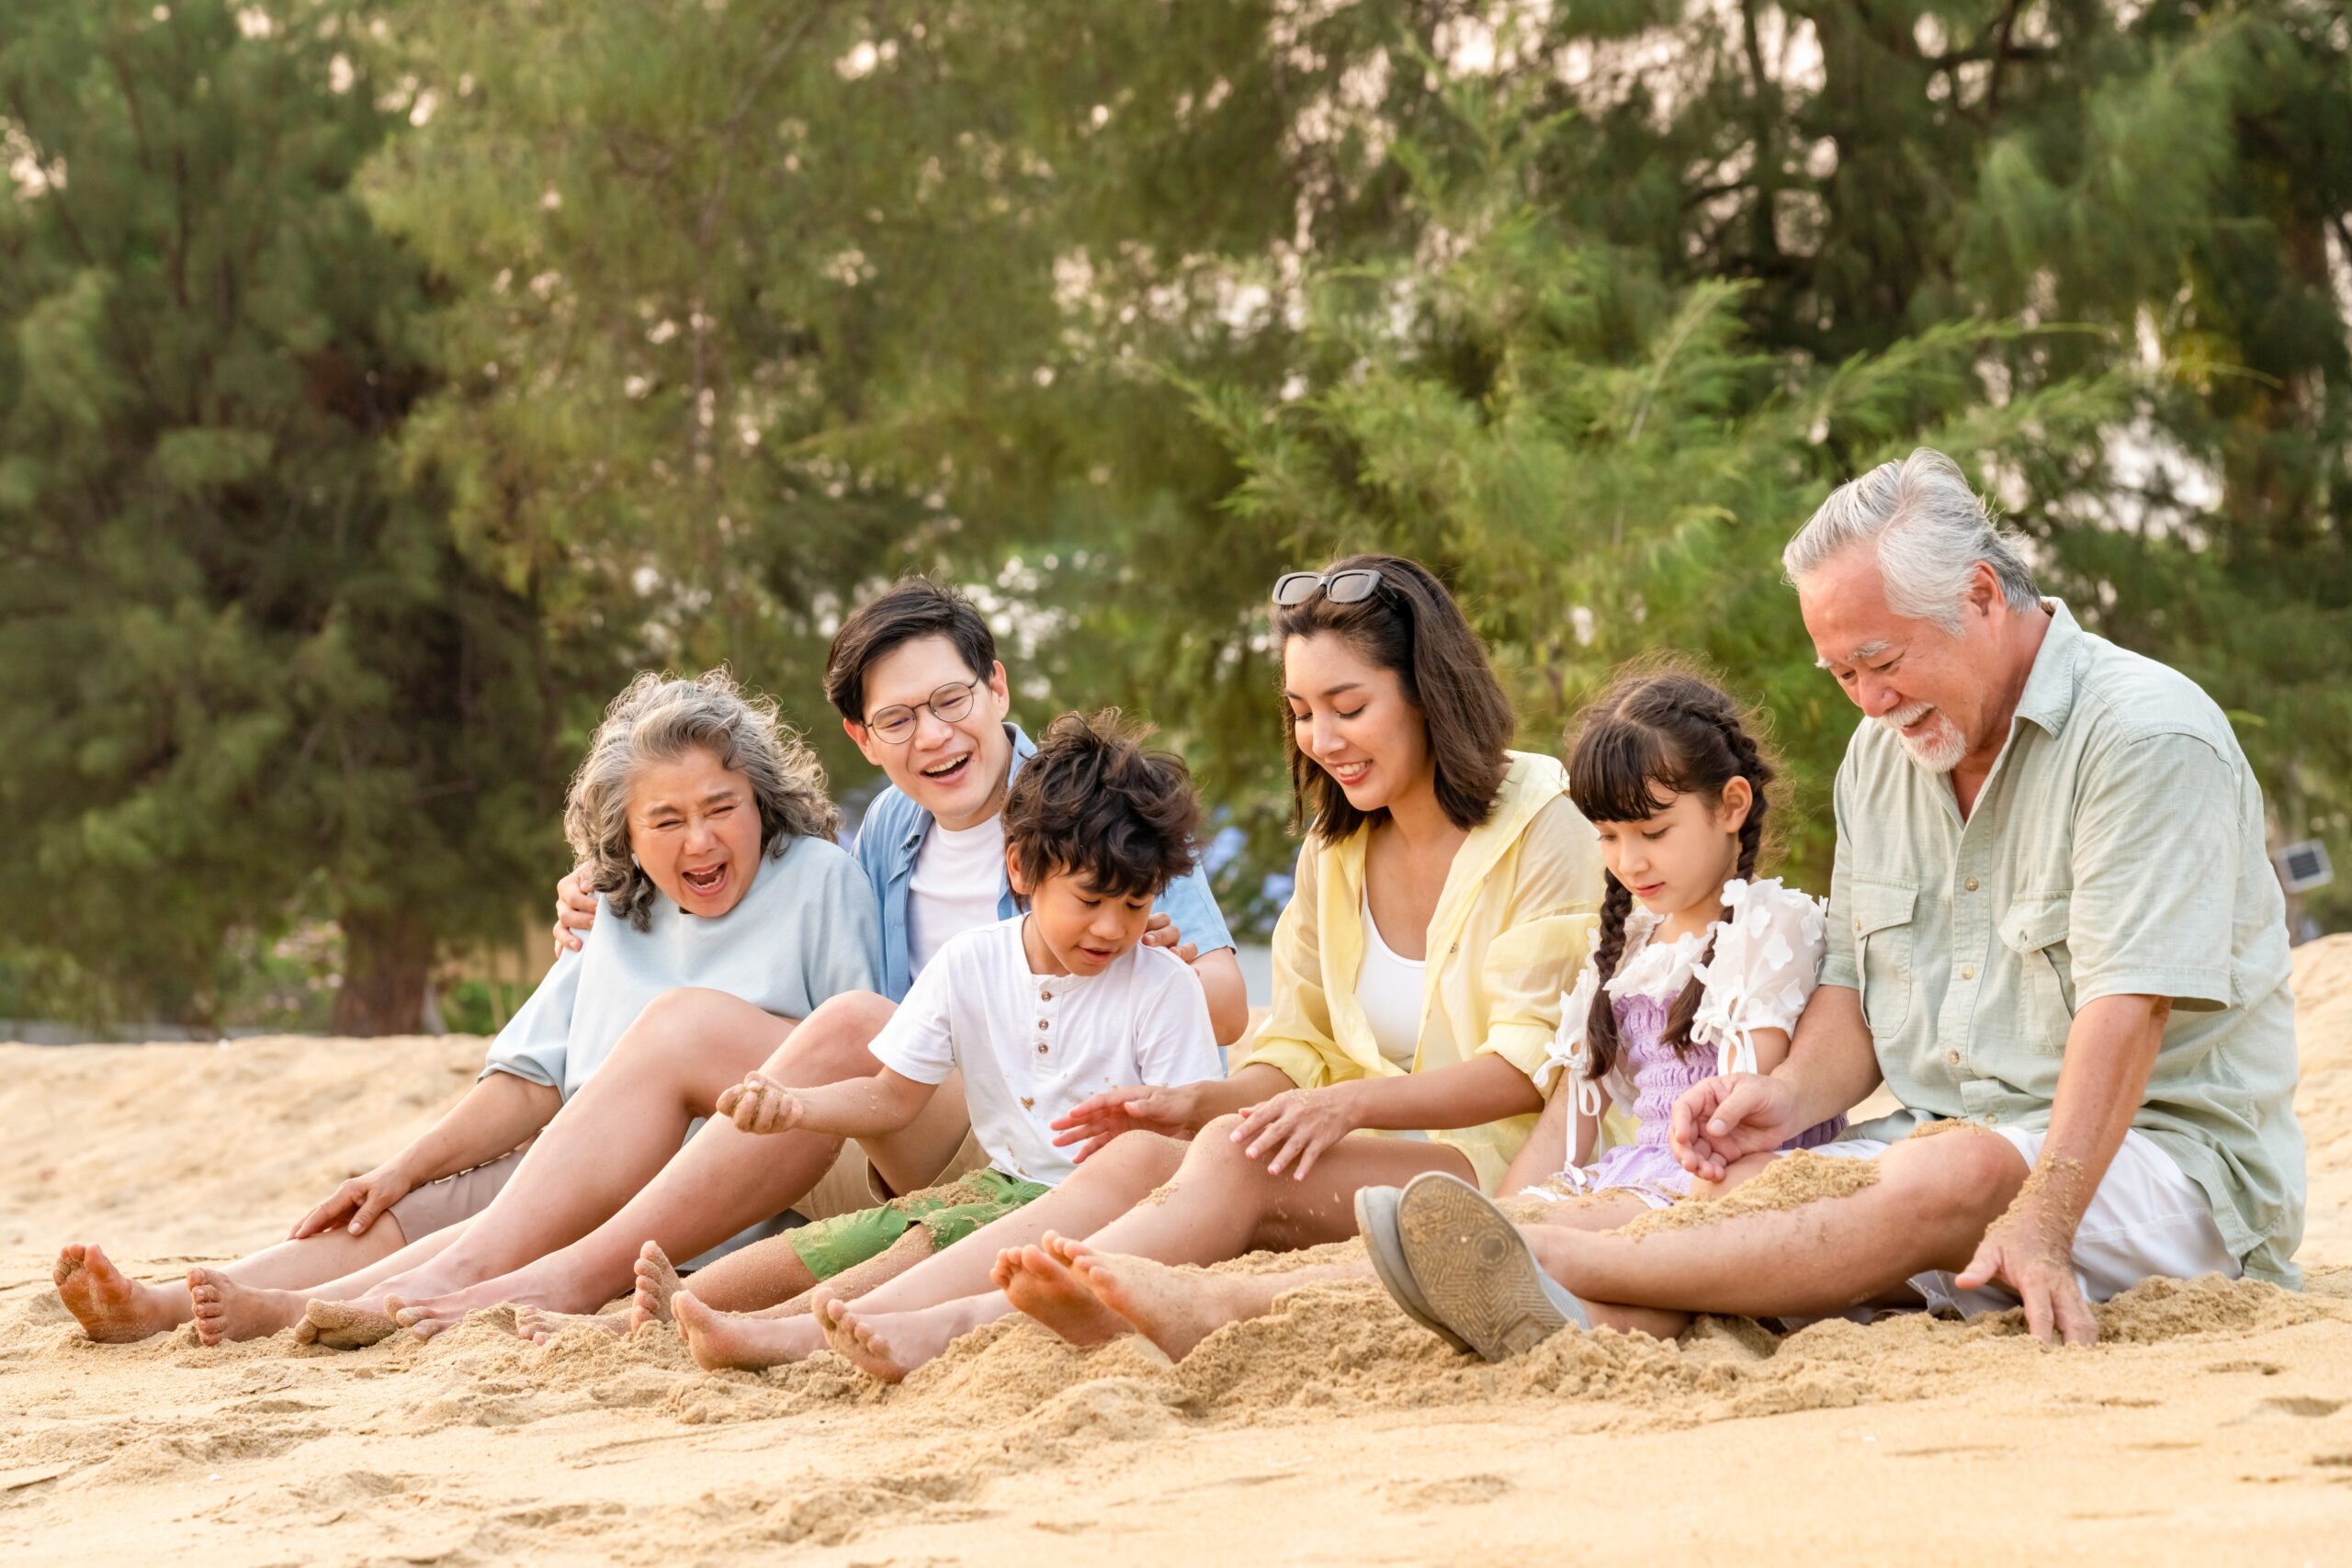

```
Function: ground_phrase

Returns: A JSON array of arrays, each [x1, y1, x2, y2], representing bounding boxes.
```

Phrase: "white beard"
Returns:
[[1880, 702, 1969, 773]]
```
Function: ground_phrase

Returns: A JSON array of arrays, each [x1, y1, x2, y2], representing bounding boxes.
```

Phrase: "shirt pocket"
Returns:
[[1851, 878, 1918, 1040], [1998, 894, 2076, 1051]]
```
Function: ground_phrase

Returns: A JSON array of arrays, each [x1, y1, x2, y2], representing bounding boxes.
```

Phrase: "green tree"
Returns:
[[0, 1, 560, 1032]]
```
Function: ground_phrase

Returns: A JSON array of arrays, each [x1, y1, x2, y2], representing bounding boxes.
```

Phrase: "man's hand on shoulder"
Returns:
[[550, 863, 597, 955]]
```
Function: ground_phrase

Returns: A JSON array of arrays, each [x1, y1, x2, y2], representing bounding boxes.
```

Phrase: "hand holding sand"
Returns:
[[1955, 1162, 2100, 1347], [1051, 1082, 1206, 1161], [718, 1072, 805, 1134], [1669, 1073, 1799, 1182], [289, 1160, 414, 1240]]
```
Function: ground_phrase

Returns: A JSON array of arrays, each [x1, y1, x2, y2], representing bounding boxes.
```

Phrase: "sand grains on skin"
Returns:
[[1618, 1150, 1882, 1237]]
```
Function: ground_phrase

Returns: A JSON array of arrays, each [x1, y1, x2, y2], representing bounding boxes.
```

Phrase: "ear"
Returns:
[[1963, 559, 2004, 621], [1715, 775, 1755, 834], [843, 715, 884, 768], [1003, 840, 1031, 898]]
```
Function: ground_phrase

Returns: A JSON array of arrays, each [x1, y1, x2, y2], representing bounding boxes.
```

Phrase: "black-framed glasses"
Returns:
[[865, 676, 985, 745], [1272, 568, 1385, 607]]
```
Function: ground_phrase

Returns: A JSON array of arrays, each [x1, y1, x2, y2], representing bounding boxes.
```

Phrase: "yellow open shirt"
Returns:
[[1237, 750, 1604, 1192]]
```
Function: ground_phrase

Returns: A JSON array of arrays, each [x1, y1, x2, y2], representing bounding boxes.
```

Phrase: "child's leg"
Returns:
[[668, 1227, 936, 1371]]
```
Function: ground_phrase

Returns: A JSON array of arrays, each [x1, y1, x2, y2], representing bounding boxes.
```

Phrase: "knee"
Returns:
[[1084, 1129, 1189, 1182], [1882, 1130, 2026, 1227], [1176, 1116, 1266, 1182], [615, 987, 736, 1057], [775, 990, 897, 1078]]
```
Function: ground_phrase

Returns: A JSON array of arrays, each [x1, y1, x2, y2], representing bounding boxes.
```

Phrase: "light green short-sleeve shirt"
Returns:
[[1823, 601, 2304, 1287]]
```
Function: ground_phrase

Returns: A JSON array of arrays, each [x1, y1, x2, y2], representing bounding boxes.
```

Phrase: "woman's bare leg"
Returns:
[[384, 991, 978, 1336], [187, 1223, 469, 1345]]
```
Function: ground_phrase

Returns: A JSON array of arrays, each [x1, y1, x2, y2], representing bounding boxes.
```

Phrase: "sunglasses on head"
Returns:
[[1272, 568, 1385, 607]]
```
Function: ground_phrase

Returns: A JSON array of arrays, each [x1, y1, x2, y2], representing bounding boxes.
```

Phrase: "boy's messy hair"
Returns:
[[1003, 709, 1203, 903]]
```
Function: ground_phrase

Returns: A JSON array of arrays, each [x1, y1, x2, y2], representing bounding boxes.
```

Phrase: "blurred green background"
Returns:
[[3, 0, 2345, 1035]]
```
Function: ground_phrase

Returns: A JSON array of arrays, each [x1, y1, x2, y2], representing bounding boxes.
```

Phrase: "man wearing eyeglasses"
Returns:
[[556, 576, 1245, 1037]]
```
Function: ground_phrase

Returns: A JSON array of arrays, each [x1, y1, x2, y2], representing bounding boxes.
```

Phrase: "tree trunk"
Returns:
[[333, 908, 435, 1036]]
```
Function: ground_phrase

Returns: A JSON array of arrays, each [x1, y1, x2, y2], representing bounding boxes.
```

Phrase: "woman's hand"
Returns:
[[289, 1160, 415, 1240], [718, 1072, 806, 1135], [550, 863, 597, 955], [1051, 1082, 1208, 1161], [1228, 1085, 1360, 1180]]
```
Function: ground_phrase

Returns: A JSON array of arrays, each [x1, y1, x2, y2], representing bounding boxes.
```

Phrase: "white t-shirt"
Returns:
[[868, 915, 1221, 1186], [905, 813, 1008, 976], [1356, 894, 1426, 1070]]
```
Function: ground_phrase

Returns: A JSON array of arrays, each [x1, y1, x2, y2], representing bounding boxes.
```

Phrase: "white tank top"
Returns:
[[1357, 893, 1426, 1071]]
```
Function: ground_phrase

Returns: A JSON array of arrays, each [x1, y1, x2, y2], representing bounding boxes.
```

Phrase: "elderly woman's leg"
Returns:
[[379, 990, 974, 1335], [53, 1213, 424, 1344]]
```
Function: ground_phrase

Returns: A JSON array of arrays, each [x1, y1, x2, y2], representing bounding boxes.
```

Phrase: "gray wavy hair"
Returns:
[[563, 669, 841, 930], [1783, 447, 2039, 633]]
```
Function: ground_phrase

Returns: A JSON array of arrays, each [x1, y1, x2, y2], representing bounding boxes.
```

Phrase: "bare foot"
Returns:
[[187, 1268, 308, 1346], [995, 1236, 1129, 1348], [673, 1292, 827, 1371], [294, 1299, 401, 1350], [514, 1304, 626, 1346], [390, 1256, 606, 1341], [831, 1295, 1004, 1383], [1060, 1243, 1247, 1360], [628, 1242, 684, 1331], [53, 1244, 188, 1343]]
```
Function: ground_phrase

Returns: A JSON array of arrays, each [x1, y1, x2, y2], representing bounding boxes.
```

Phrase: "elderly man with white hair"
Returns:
[[1363, 447, 2304, 1352]]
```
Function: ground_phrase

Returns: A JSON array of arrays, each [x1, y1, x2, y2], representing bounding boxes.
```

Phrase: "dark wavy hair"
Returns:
[[1272, 553, 1513, 840], [1566, 660, 1784, 1081], [1003, 709, 1203, 902]]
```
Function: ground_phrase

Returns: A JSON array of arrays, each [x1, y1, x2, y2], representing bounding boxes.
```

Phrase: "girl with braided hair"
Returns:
[[1496, 661, 1843, 1210]]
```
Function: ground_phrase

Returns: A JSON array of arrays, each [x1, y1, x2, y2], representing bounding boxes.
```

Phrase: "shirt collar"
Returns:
[[894, 721, 1032, 851], [2011, 598, 2084, 739]]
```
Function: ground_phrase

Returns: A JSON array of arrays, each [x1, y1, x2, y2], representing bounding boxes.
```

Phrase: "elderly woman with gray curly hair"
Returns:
[[53, 669, 881, 1348]]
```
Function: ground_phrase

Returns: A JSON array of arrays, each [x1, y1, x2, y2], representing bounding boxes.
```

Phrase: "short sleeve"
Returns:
[[480, 936, 584, 1092], [1132, 953, 1224, 1089], [2068, 732, 2239, 1010], [1690, 878, 1828, 1075], [1154, 862, 1236, 957], [1234, 843, 1347, 1090], [1470, 794, 1604, 1081], [1819, 742, 1862, 993], [865, 943, 959, 1085], [799, 842, 885, 1005]]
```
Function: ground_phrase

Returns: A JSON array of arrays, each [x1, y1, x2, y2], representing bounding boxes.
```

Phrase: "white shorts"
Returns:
[[1796, 1125, 2240, 1317]]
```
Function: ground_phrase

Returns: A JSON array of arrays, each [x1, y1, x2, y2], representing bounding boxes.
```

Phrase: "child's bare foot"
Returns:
[[830, 1296, 1002, 1383], [628, 1242, 685, 1331], [1059, 1243, 1250, 1360], [52, 1244, 188, 1343], [995, 1237, 1128, 1348], [186, 1268, 308, 1345], [673, 1292, 826, 1371], [294, 1299, 401, 1350], [514, 1304, 626, 1346]]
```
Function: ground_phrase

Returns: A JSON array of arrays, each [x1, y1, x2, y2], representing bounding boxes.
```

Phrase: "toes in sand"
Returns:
[[997, 1238, 1129, 1348], [297, 1298, 401, 1351], [629, 1242, 684, 1331], [673, 1292, 826, 1372], [186, 1268, 308, 1347], [514, 1304, 626, 1346], [53, 1243, 186, 1344], [1063, 1244, 1232, 1361], [830, 1302, 923, 1383]]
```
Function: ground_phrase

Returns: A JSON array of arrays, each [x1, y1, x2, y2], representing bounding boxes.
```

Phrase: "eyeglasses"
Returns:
[[865, 676, 985, 745], [1272, 569, 1385, 607]]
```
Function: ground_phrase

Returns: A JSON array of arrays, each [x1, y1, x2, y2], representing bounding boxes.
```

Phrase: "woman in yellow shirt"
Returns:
[[665, 553, 1603, 1380]]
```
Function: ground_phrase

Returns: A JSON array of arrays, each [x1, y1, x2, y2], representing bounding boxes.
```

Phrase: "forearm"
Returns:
[[2027, 994, 2168, 1225], [1332, 1053, 1544, 1133], [401, 1072, 562, 1183], [1771, 986, 1883, 1127], [786, 1071, 934, 1140], [1192, 948, 1250, 1047]]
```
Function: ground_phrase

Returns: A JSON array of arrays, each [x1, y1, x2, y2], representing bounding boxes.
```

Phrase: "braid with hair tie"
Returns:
[[1583, 874, 1637, 1083], [1663, 695, 1773, 1056]]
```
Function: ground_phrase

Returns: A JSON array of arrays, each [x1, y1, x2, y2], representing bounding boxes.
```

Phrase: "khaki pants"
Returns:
[[795, 1128, 992, 1223]]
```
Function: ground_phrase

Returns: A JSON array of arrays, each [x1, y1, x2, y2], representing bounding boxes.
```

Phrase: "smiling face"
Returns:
[[845, 633, 1013, 831], [1012, 858, 1156, 977], [1797, 544, 2007, 775], [1594, 784, 1750, 923], [1283, 630, 1434, 820], [624, 745, 765, 918]]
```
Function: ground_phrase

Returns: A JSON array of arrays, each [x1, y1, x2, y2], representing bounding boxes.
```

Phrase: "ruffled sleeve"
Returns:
[[1690, 877, 1828, 1077], [1533, 958, 1607, 1123]]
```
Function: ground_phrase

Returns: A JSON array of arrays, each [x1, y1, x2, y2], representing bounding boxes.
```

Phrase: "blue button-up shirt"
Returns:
[[853, 723, 1236, 1001]]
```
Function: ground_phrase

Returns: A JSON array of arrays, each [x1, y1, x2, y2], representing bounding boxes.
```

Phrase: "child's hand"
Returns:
[[1670, 1073, 1798, 1180], [718, 1073, 805, 1135], [1051, 1083, 1203, 1160]]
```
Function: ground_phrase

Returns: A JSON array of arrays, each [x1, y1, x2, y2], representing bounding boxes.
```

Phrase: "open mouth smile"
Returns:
[[682, 863, 729, 897], [920, 752, 973, 785]]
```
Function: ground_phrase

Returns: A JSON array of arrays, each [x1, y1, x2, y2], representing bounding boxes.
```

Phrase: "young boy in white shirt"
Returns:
[[643, 709, 1223, 1369]]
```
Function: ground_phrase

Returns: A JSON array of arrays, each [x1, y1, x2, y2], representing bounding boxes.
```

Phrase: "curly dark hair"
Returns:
[[1272, 552, 1514, 839], [1566, 660, 1786, 1081], [1002, 709, 1203, 903]]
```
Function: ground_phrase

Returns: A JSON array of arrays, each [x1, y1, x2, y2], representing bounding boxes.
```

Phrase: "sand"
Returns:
[[5, 938, 2351, 1564]]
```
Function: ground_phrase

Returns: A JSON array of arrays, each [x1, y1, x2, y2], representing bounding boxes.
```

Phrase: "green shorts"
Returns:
[[786, 1168, 1049, 1281]]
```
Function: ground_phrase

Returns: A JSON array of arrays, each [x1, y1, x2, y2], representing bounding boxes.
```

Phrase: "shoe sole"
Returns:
[[1394, 1172, 1587, 1362], [1353, 1185, 1472, 1354]]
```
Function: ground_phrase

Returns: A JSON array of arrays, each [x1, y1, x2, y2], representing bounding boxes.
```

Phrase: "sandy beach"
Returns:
[[5, 938, 2348, 1565]]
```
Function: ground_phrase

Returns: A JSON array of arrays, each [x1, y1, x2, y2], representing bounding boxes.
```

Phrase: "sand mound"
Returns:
[[5, 936, 2350, 1563]]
